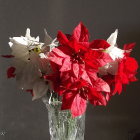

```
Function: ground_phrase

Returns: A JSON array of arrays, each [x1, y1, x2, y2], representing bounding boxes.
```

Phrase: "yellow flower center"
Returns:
[[29, 46, 41, 54]]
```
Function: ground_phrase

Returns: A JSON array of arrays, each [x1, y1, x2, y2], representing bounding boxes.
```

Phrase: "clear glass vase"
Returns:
[[42, 93, 85, 140]]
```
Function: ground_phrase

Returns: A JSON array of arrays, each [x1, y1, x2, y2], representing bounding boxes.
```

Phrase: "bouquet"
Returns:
[[2, 22, 139, 140], [2, 22, 138, 117]]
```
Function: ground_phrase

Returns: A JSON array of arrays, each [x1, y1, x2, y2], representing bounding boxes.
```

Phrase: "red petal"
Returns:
[[89, 90, 107, 106], [7, 67, 16, 78], [48, 52, 63, 65], [123, 43, 136, 51], [57, 31, 69, 45], [113, 82, 122, 95], [72, 22, 89, 42], [60, 58, 71, 72], [124, 57, 138, 72], [129, 76, 138, 82], [71, 94, 87, 117], [61, 92, 76, 110], [72, 63, 79, 78], [93, 78, 110, 92], [105, 93, 111, 101], [97, 52, 113, 67], [90, 39, 110, 49], [51, 47, 69, 58], [85, 50, 112, 69], [43, 73, 60, 93], [123, 43, 136, 56], [1, 55, 14, 58], [80, 67, 93, 85]]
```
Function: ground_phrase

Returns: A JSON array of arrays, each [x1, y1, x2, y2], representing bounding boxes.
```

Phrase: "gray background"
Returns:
[[0, 0, 140, 140]]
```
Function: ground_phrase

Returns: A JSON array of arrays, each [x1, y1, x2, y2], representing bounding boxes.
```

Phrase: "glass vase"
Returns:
[[42, 94, 85, 140]]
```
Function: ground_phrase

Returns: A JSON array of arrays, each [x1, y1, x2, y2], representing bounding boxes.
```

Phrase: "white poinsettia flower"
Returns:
[[9, 28, 44, 62], [9, 29, 50, 100], [106, 29, 124, 60]]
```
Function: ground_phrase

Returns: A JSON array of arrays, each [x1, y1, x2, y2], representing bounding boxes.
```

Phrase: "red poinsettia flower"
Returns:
[[113, 56, 138, 94], [44, 60, 111, 117], [48, 23, 112, 84], [112, 43, 138, 94], [60, 78, 110, 117]]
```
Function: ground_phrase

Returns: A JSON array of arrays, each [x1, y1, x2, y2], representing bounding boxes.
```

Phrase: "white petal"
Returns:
[[49, 38, 59, 51], [10, 37, 28, 46], [107, 29, 118, 46], [44, 29, 53, 45], [16, 61, 39, 89], [32, 80, 48, 100], [39, 53, 47, 58], [10, 43, 29, 61], [108, 46, 124, 60], [35, 36, 40, 42], [9, 42, 13, 47], [25, 28, 31, 38]]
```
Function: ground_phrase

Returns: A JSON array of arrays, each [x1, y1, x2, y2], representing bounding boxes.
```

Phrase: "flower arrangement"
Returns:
[[3, 22, 138, 117]]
